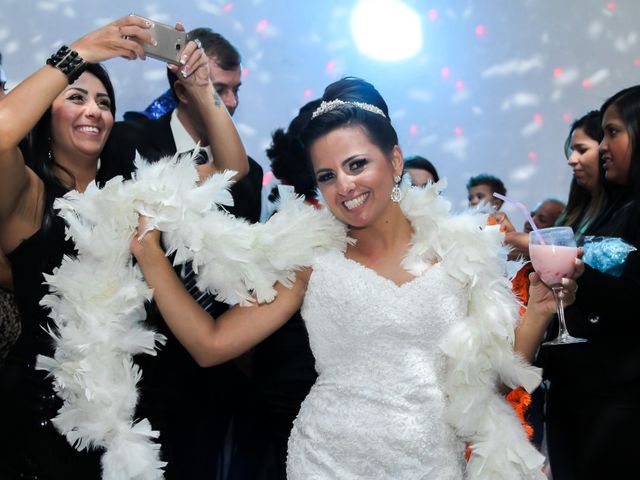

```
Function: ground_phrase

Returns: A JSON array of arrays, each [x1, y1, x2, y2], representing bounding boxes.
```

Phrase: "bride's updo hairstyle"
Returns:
[[301, 77, 399, 162]]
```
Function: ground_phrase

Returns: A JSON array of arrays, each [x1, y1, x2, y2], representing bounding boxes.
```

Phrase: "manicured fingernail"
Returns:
[[180, 55, 188, 65], [152, 38, 158, 46], [181, 67, 188, 78], [561, 278, 570, 286], [146, 21, 154, 27]]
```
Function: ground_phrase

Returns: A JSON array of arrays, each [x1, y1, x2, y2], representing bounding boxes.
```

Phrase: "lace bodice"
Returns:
[[286, 249, 468, 479]]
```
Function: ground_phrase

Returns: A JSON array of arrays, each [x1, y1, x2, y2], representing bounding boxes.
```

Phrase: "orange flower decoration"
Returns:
[[465, 258, 536, 462], [512, 262, 534, 316], [506, 387, 534, 439]]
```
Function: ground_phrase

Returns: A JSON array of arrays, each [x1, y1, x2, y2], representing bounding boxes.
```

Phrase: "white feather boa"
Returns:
[[38, 151, 542, 478], [401, 181, 545, 479], [36, 153, 349, 479]]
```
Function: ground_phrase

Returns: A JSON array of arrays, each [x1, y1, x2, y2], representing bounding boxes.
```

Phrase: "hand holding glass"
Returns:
[[529, 227, 586, 345]]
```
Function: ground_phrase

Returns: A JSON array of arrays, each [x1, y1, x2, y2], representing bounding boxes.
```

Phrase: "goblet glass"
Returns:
[[529, 226, 586, 345]]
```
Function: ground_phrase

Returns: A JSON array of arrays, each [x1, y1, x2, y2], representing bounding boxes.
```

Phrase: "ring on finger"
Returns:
[[194, 38, 203, 49]]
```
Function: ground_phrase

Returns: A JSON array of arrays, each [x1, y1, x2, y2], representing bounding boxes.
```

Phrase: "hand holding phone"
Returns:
[[129, 15, 190, 65], [68, 15, 155, 63]]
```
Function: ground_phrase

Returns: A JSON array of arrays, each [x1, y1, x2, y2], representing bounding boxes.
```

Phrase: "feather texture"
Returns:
[[401, 184, 545, 479], [37, 153, 348, 478], [39, 153, 542, 478]]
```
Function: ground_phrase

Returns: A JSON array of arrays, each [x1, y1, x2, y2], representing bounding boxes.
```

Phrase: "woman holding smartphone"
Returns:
[[0, 15, 246, 479]]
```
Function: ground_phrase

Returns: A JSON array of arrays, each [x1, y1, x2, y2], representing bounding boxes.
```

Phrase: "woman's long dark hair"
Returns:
[[599, 86, 640, 197], [27, 63, 115, 233], [556, 110, 607, 237], [586, 86, 640, 241]]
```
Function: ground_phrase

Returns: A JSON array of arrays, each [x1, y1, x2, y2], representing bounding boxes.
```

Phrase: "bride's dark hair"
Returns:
[[300, 77, 398, 159]]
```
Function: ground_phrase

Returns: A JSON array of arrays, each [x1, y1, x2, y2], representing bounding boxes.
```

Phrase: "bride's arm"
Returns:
[[514, 262, 582, 362], [131, 226, 308, 367]]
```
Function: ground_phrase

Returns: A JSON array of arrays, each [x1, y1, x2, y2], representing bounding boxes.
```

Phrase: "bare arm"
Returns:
[[491, 212, 530, 260], [0, 69, 67, 221], [131, 227, 307, 367], [170, 37, 249, 179], [504, 232, 530, 260], [514, 275, 553, 362]]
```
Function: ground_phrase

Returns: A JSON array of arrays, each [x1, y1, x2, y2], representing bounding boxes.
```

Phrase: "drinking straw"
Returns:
[[492, 192, 546, 244]]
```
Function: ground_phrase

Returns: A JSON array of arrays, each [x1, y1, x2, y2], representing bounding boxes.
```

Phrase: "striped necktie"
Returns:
[[193, 149, 209, 165], [180, 261, 215, 314]]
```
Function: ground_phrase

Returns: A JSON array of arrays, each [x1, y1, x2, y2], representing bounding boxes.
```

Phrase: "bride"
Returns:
[[132, 77, 580, 479]]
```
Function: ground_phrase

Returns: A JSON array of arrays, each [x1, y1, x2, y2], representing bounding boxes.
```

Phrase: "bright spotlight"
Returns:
[[351, 0, 423, 62]]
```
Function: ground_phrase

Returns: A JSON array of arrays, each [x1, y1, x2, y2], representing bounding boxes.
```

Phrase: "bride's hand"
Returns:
[[491, 211, 516, 233], [130, 214, 164, 263], [528, 252, 584, 319]]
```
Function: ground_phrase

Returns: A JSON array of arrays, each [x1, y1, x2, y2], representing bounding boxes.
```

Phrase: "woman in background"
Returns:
[[539, 87, 640, 480], [557, 110, 608, 240]]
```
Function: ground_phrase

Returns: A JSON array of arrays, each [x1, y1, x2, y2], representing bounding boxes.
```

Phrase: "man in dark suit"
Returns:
[[101, 29, 262, 480]]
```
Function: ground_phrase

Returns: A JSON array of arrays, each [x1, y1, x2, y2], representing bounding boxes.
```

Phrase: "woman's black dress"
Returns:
[[0, 183, 103, 479]]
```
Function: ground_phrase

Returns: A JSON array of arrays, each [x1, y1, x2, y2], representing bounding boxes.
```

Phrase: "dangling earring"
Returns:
[[390, 175, 403, 203]]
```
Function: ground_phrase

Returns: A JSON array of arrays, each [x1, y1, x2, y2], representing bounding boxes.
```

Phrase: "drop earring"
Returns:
[[390, 175, 403, 203]]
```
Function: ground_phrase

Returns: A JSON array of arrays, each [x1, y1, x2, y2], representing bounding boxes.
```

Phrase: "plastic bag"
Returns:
[[582, 236, 637, 277]]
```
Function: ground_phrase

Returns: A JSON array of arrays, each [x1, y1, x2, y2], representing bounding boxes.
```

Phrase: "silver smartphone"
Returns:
[[130, 15, 190, 65]]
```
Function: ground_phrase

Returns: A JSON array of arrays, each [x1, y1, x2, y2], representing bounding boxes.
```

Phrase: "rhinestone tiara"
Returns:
[[311, 99, 387, 119]]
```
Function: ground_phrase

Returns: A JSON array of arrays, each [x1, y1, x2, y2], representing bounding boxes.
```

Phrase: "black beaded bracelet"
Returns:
[[46, 45, 87, 84]]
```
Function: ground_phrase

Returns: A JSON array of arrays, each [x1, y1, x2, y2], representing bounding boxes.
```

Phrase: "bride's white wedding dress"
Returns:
[[286, 250, 467, 479], [285, 186, 547, 479]]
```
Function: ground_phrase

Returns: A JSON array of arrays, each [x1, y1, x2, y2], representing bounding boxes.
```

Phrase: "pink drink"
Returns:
[[529, 244, 578, 287]]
